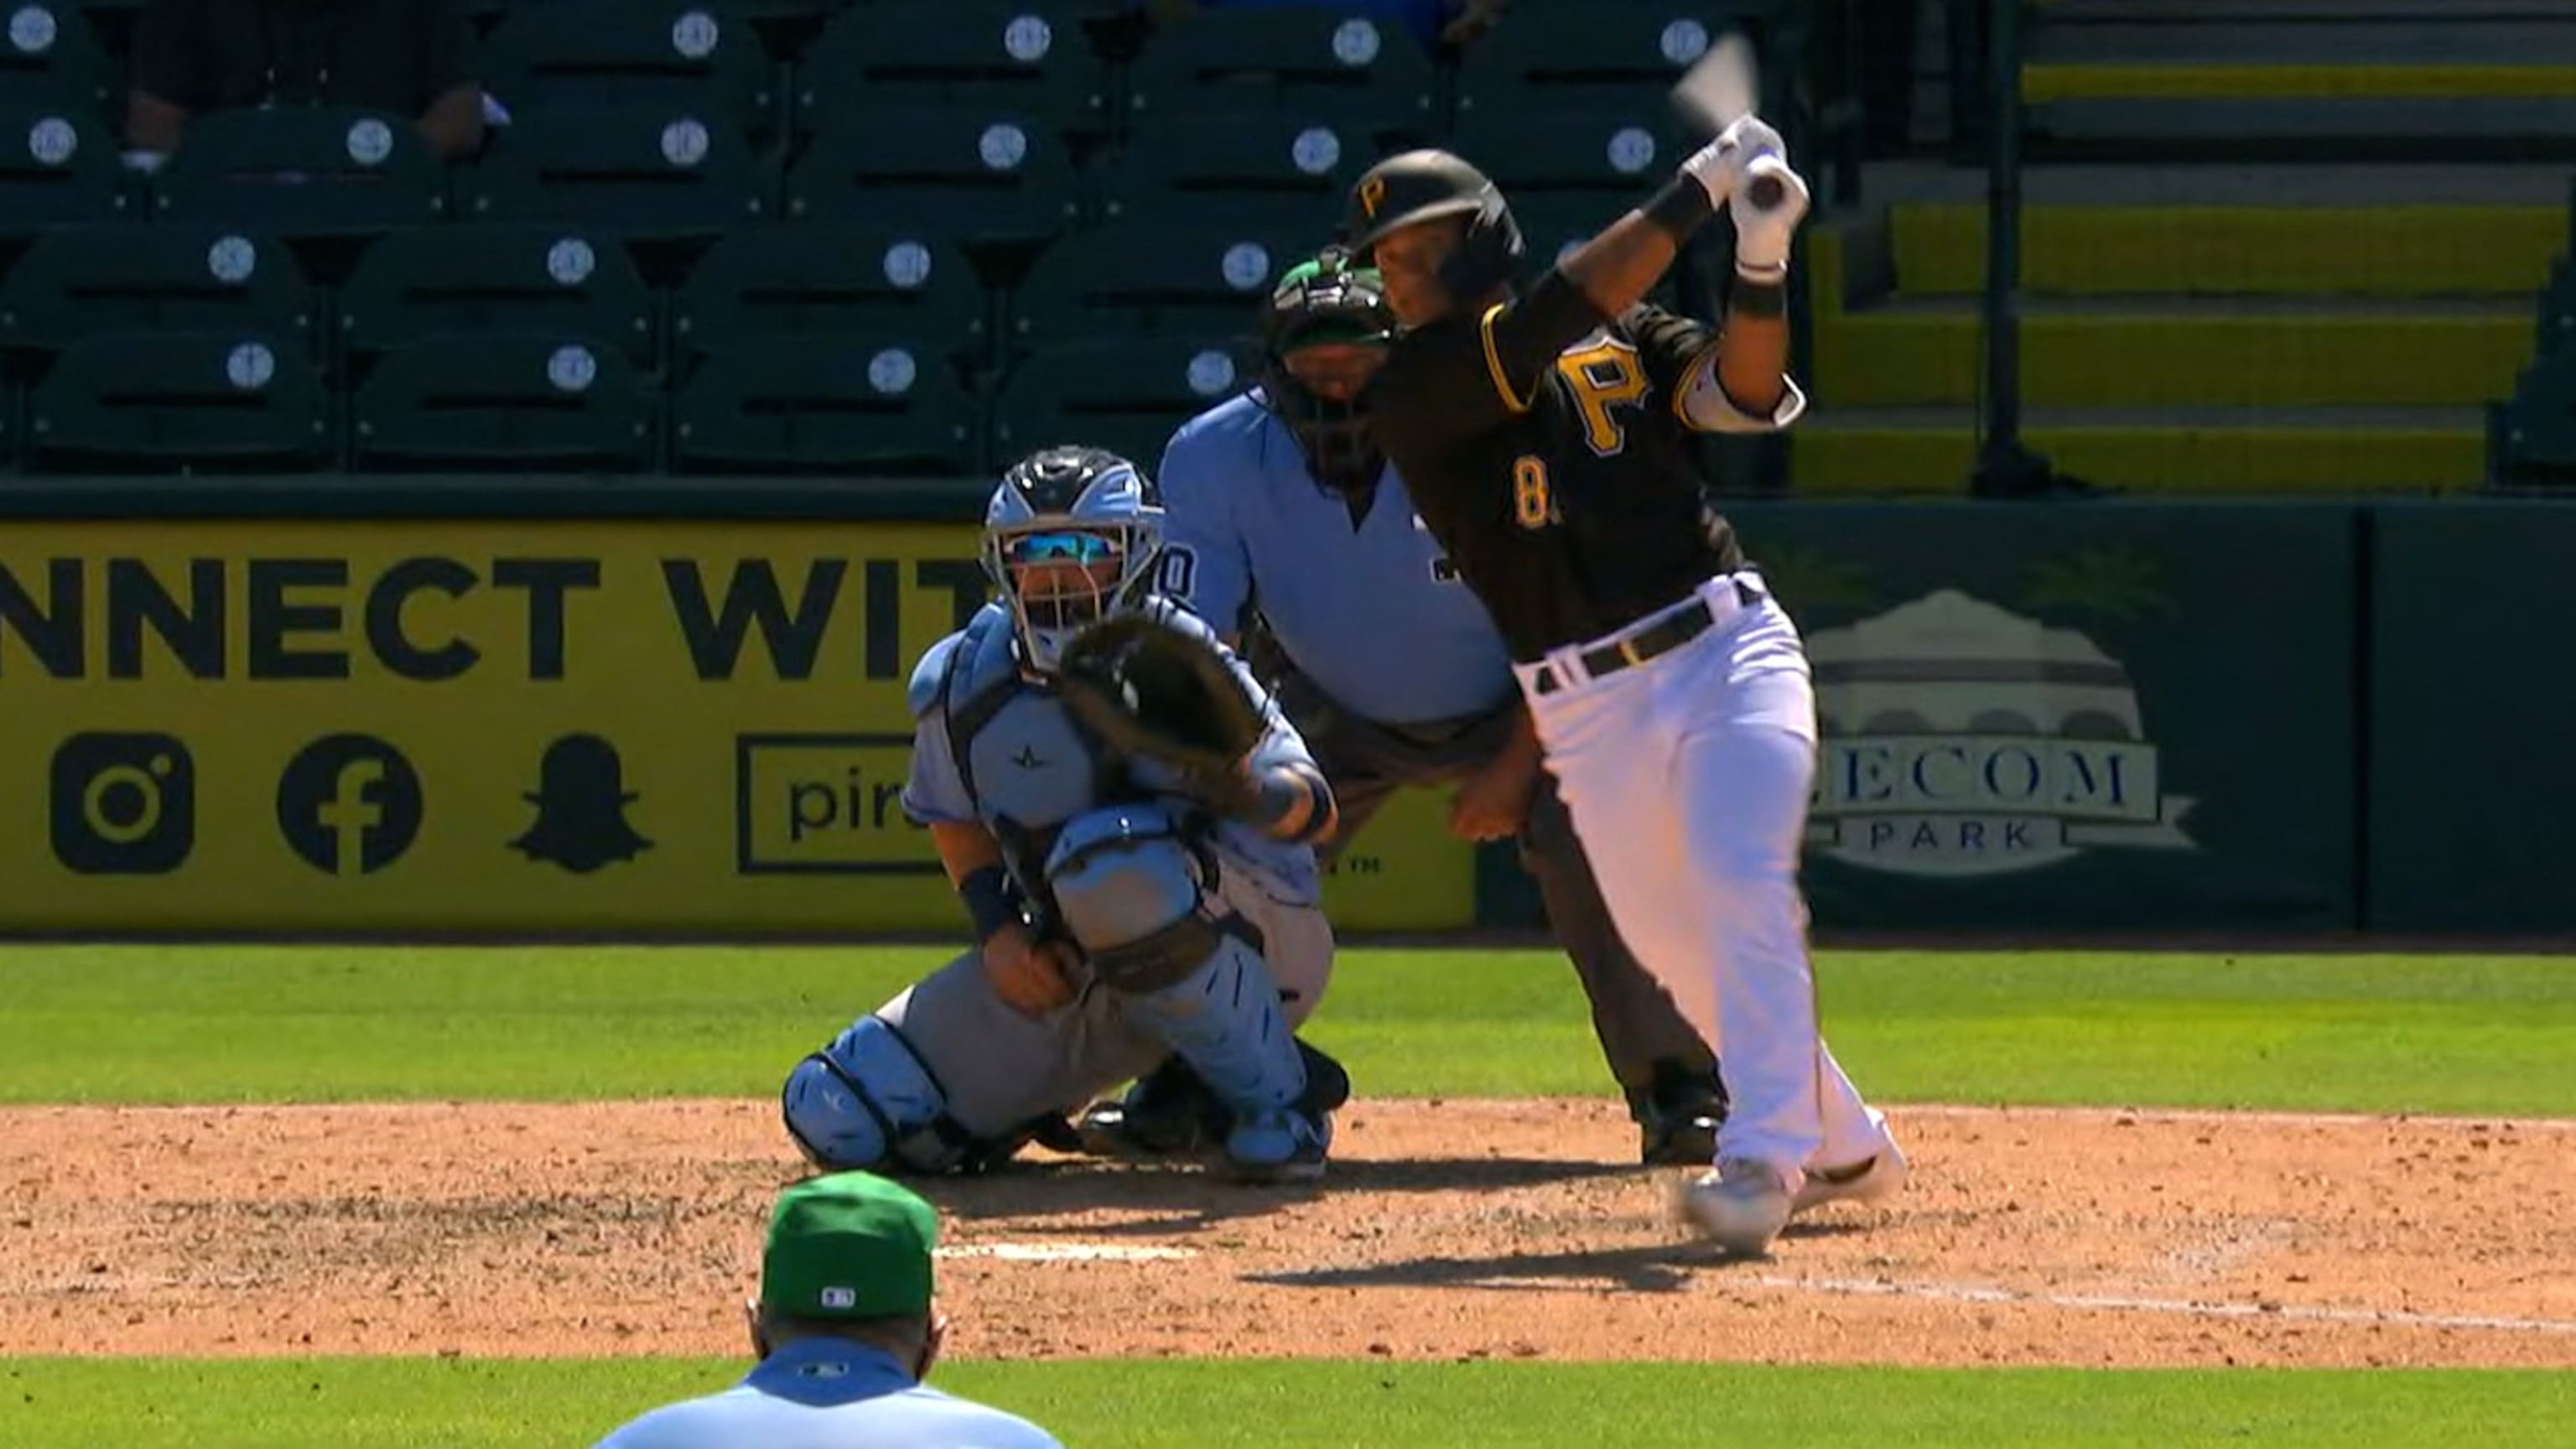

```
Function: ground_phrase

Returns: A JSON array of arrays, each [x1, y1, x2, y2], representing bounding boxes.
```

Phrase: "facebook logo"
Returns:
[[276, 734, 424, 875]]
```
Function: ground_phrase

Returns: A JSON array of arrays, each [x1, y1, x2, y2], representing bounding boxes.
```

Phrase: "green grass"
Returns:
[[6, 953, 2570, 1442], [3, 946, 2573, 1114], [4, 1358, 2570, 1448]]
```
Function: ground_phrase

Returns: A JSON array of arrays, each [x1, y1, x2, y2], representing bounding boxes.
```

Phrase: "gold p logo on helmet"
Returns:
[[1357, 174, 1386, 219]]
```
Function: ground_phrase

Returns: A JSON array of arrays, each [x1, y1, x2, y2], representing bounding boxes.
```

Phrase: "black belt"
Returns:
[[1530, 588, 1736, 697]]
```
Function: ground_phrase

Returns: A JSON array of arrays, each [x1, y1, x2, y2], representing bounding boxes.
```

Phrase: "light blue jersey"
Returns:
[[591, 1339, 1062, 1449], [1158, 392, 1517, 726], [901, 597, 1326, 907]]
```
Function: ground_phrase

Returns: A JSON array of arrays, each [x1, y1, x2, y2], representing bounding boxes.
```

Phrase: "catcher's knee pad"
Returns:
[[1044, 803, 1225, 990], [780, 1015, 974, 1174]]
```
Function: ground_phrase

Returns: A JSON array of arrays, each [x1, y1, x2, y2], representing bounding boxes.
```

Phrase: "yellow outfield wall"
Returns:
[[0, 520, 1472, 935]]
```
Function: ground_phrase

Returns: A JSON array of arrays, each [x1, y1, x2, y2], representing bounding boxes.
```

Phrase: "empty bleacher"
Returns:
[[1797, 0, 2576, 496], [0, 0, 1820, 481]]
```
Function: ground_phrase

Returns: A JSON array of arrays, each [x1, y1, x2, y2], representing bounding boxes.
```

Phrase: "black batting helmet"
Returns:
[[1341, 148, 1525, 302]]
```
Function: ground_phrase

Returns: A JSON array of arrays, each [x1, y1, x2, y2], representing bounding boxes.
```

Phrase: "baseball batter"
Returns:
[[1339, 126, 1905, 1254], [779, 445, 1347, 1184], [1118, 250, 1727, 1165]]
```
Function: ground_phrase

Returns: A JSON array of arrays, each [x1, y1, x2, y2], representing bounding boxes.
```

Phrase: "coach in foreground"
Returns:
[[1339, 119, 1907, 1254], [589, 1171, 1062, 1448]]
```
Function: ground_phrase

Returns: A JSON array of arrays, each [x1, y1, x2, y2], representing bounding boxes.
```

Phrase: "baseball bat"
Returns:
[[1670, 29, 1784, 210]]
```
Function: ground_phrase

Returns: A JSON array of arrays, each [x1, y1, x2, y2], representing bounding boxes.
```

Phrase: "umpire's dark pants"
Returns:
[[1270, 662, 1717, 1101]]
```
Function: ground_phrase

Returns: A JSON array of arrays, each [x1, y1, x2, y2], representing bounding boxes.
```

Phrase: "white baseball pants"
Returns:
[[1514, 573, 1893, 1187]]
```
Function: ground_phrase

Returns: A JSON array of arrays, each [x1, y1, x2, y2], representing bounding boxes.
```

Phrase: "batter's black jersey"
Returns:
[[1367, 281, 1748, 662]]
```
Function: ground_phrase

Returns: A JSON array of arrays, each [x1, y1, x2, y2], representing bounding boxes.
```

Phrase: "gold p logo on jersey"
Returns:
[[1358, 175, 1385, 219]]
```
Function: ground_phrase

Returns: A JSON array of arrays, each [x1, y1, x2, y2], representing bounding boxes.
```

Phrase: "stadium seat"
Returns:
[[462, 103, 768, 240], [1098, 110, 1397, 235], [1452, 3, 1792, 118], [794, 0, 1109, 139], [150, 106, 448, 236], [1124, 6, 1436, 133], [0, 101, 129, 235], [0, 225, 315, 356], [1006, 219, 1315, 347], [1497, 191, 1696, 311], [352, 332, 656, 470], [989, 334, 1253, 468], [480, 0, 780, 139], [1445, 101, 1694, 217], [671, 226, 987, 362], [673, 336, 979, 475], [337, 225, 657, 366], [0, 1, 112, 113], [782, 103, 1079, 237], [25, 330, 330, 471], [1506, 194, 1617, 272]]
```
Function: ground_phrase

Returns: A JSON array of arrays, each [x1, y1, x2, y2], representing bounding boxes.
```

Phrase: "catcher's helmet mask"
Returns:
[[981, 445, 1166, 674], [1341, 149, 1527, 317], [1259, 249, 1395, 498]]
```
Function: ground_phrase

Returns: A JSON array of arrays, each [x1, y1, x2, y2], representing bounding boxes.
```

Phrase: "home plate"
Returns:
[[937, 1243, 1197, 1263]]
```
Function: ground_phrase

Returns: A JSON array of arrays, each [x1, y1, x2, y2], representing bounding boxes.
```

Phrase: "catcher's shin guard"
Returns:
[[1046, 808, 1324, 1179], [782, 1015, 990, 1174]]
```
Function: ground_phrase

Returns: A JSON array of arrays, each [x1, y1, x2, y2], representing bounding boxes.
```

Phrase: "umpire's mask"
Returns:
[[1259, 250, 1395, 498]]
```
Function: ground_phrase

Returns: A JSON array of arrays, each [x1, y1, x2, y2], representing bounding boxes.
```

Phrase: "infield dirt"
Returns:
[[6, 1098, 2573, 1368]]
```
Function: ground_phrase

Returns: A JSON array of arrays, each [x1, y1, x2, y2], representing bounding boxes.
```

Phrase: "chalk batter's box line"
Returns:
[[735, 731, 937, 876]]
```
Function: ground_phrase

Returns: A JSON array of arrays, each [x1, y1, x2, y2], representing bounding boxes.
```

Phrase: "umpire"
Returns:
[[1079, 251, 1725, 1166]]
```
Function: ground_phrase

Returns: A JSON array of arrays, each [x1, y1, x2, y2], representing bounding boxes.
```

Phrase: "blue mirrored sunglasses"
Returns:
[[1003, 531, 1120, 564]]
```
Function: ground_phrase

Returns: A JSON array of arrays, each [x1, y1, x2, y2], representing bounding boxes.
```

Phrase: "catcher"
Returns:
[[781, 444, 1347, 1184]]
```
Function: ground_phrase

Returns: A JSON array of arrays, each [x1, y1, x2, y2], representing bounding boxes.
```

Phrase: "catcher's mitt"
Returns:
[[1057, 610, 1267, 816]]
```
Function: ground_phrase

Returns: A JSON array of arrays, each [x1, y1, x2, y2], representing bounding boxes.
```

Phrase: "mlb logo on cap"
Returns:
[[821, 1286, 858, 1310]]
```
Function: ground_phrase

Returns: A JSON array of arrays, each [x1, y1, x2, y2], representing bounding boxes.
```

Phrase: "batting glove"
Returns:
[[1721, 117, 1810, 281], [1675, 130, 1737, 209]]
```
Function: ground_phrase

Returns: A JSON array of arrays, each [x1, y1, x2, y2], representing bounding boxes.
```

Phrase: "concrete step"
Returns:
[[1853, 161, 2572, 207], [2037, 0, 2573, 23], [1814, 299, 2527, 408], [2022, 97, 2576, 163], [2024, 62, 2576, 101], [2030, 28, 2576, 70], [1792, 406, 2483, 496], [1886, 200, 2564, 297]]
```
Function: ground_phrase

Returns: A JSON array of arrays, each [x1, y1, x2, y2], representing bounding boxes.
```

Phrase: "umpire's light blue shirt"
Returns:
[[1158, 392, 1516, 726], [590, 1338, 1062, 1449]]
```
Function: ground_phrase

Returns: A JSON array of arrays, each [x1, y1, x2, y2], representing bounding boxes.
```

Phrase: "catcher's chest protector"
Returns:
[[939, 612, 1133, 852]]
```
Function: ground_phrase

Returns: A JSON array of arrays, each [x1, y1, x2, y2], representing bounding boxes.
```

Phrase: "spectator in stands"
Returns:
[[124, 0, 486, 165], [1140, 0, 1509, 53], [589, 1172, 1062, 1449]]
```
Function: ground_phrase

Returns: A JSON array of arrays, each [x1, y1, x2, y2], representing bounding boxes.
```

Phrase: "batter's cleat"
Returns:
[[1073, 1057, 1228, 1158], [1675, 1157, 1794, 1256], [1222, 1104, 1332, 1184], [1792, 1140, 1909, 1214], [1633, 1059, 1728, 1167]]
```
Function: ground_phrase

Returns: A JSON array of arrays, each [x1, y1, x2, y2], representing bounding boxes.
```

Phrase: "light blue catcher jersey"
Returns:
[[1158, 392, 1518, 726], [590, 1338, 1062, 1449], [901, 598, 1324, 906]]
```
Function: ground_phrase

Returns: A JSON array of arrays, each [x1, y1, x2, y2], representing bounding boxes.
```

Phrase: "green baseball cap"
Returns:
[[759, 1172, 938, 1322]]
